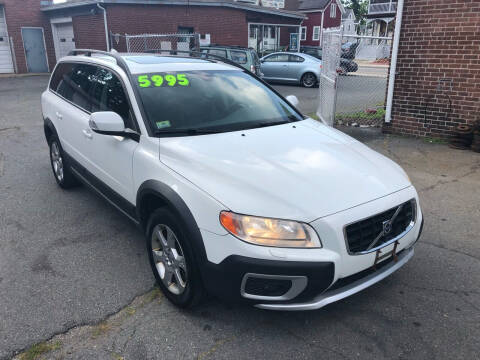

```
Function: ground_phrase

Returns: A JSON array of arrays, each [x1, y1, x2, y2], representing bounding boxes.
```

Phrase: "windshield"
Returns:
[[135, 70, 303, 135]]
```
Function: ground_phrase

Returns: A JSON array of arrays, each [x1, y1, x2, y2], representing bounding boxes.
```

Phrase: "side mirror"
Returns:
[[260, 59, 265, 63], [89, 111, 125, 135], [285, 95, 299, 107]]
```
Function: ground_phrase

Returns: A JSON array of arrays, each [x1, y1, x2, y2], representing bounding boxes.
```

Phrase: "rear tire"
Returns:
[[146, 208, 204, 308], [301, 72, 317, 88], [48, 135, 79, 189]]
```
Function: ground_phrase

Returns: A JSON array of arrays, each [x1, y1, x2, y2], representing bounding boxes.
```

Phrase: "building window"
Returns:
[[300, 26, 307, 41], [330, 3, 336, 18], [312, 26, 321, 41]]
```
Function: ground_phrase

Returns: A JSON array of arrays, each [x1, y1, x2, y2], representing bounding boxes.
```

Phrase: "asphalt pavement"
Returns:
[[1, 75, 479, 360]]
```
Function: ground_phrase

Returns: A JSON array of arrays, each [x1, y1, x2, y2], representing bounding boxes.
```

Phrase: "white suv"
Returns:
[[42, 49, 423, 310]]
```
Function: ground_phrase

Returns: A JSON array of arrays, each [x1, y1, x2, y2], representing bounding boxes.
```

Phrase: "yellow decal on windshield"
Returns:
[[137, 74, 189, 88]]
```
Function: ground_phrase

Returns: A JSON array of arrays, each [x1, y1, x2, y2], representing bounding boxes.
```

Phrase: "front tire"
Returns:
[[301, 72, 317, 88], [48, 135, 79, 189], [146, 208, 204, 308]]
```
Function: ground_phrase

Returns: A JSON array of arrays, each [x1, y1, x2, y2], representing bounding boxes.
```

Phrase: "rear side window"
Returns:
[[230, 50, 247, 64], [51, 63, 98, 112], [289, 55, 305, 63], [49, 62, 74, 96], [90, 68, 134, 129]]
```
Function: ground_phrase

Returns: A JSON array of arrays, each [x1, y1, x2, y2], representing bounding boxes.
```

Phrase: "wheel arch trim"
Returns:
[[136, 180, 209, 267]]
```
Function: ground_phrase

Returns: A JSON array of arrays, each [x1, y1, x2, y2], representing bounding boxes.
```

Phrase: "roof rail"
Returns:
[[68, 48, 131, 75]]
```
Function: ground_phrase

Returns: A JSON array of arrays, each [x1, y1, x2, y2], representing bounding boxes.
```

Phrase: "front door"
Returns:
[[261, 53, 290, 81], [85, 67, 139, 204], [21, 27, 48, 72]]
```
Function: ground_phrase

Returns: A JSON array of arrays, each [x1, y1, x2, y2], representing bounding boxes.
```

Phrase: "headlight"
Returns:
[[219, 211, 321, 248]]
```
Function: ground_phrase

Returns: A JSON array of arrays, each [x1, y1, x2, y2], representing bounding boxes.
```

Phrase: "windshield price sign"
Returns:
[[137, 73, 190, 88]]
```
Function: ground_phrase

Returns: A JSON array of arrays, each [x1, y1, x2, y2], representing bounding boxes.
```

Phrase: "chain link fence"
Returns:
[[110, 32, 201, 54], [334, 34, 392, 128]]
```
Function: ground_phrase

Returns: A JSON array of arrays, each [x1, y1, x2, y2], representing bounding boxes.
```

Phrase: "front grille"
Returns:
[[345, 199, 416, 254]]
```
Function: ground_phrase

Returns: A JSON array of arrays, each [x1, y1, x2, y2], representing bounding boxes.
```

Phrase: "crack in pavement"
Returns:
[[420, 162, 480, 192], [0, 126, 20, 133], [398, 282, 480, 312], [421, 240, 480, 262], [7, 285, 157, 360]]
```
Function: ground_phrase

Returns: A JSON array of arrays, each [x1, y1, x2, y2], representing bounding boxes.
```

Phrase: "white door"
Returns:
[[85, 67, 138, 204], [0, 6, 14, 73], [54, 22, 75, 60]]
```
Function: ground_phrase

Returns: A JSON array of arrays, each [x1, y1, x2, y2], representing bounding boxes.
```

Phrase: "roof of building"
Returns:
[[42, 0, 306, 19], [298, 0, 344, 13], [342, 8, 354, 20]]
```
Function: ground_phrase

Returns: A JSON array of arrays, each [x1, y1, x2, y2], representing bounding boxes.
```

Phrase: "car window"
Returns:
[[90, 68, 134, 130], [135, 70, 303, 135], [264, 54, 289, 62], [208, 49, 227, 58], [54, 63, 97, 111], [50, 62, 74, 96], [230, 50, 247, 64], [289, 55, 305, 63]]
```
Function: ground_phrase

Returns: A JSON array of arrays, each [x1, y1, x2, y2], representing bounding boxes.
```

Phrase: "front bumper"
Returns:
[[199, 187, 423, 309], [256, 246, 414, 311]]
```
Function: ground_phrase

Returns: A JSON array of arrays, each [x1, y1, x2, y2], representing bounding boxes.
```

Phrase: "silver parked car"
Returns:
[[260, 52, 322, 88]]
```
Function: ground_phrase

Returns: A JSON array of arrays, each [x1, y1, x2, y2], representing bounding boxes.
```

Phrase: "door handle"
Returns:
[[82, 129, 93, 139], [55, 112, 63, 120]]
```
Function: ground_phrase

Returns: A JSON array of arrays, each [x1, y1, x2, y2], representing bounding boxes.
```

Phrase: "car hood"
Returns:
[[159, 119, 411, 222]]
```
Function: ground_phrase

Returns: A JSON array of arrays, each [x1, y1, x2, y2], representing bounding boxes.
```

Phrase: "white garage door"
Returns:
[[0, 6, 14, 74], [54, 22, 75, 60]]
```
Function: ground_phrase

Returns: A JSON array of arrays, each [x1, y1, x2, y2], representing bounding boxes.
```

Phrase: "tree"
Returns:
[[341, 0, 368, 25]]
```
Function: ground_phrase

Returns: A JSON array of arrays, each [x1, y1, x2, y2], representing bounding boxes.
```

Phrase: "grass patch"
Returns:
[[424, 137, 448, 144], [91, 321, 111, 339], [307, 113, 319, 121], [143, 287, 162, 305], [125, 306, 136, 316], [19, 341, 61, 360], [111, 353, 125, 360], [336, 108, 386, 121]]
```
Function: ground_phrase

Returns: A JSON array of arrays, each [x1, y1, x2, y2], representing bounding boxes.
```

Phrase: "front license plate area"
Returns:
[[373, 240, 400, 269]]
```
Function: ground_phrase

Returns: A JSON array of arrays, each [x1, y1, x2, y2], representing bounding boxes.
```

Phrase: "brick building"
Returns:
[[385, 0, 480, 138], [0, 0, 56, 73], [0, 0, 306, 74]]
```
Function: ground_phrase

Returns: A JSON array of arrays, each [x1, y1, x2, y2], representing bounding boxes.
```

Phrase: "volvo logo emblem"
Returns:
[[382, 220, 392, 235]]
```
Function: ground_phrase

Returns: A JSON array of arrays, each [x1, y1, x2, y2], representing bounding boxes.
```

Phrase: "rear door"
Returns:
[[261, 54, 290, 81], [46, 62, 97, 168], [287, 54, 306, 81]]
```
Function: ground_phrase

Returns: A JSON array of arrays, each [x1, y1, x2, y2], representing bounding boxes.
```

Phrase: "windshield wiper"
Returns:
[[155, 128, 222, 136]]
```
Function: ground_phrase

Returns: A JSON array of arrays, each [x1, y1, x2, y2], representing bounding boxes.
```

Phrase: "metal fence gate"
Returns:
[[123, 33, 201, 54], [317, 28, 343, 126], [335, 34, 392, 128]]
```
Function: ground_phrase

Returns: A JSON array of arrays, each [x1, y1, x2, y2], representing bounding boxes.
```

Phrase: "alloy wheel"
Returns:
[[151, 224, 188, 295], [51, 141, 64, 182], [302, 73, 316, 87]]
